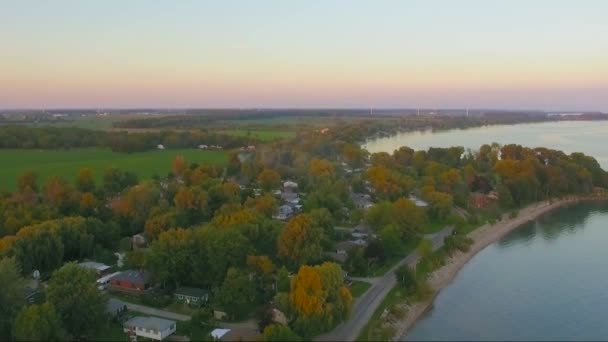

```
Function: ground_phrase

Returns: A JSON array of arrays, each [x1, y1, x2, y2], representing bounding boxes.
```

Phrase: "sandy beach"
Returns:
[[392, 196, 602, 341]]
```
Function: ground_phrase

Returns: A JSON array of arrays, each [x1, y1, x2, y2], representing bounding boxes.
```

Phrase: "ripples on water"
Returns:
[[404, 202, 608, 341]]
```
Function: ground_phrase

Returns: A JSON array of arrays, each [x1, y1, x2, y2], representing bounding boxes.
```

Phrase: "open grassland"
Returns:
[[0, 148, 227, 191]]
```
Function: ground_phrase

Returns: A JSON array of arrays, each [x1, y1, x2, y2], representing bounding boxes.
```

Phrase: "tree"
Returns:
[[425, 191, 454, 220], [278, 214, 324, 267], [75, 167, 95, 192], [172, 155, 187, 177], [262, 324, 302, 342], [290, 265, 324, 316], [47, 263, 106, 337], [217, 267, 257, 318], [309, 158, 334, 183], [17, 170, 38, 193], [395, 265, 417, 293], [146, 228, 193, 288], [14, 303, 66, 341], [417, 239, 433, 260], [245, 194, 278, 217], [380, 225, 401, 257], [0, 257, 25, 340], [257, 168, 281, 191]]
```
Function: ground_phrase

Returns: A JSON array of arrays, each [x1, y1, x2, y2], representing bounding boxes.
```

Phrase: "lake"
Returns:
[[362, 121, 608, 340], [362, 121, 608, 169], [403, 201, 608, 341]]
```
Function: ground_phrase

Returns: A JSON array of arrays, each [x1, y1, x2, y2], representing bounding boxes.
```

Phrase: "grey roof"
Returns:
[[124, 316, 175, 332], [110, 270, 152, 284], [106, 298, 126, 315], [78, 261, 111, 272], [174, 286, 208, 298]]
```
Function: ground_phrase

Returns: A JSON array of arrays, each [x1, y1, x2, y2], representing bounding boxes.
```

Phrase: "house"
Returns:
[[211, 328, 262, 342], [273, 205, 294, 221], [351, 192, 374, 210], [78, 261, 111, 278], [106, 298, 127, 320], [281, 191, 300, 205], [132, 233, 147, 249], [97, 271, 122, 290], [271, 308, 288, 325], [174, 287, 209, 306], [319, 128, 330, 134], [409, 195, 429, 208], [247, 145, 256, 151], [124, 316, 176, 341], [283, 180, 298, 192], [199, 144, 209, 150], [108, 270, 153, 294], [157, 144, 165, 150], [470, 192, 498, 209]]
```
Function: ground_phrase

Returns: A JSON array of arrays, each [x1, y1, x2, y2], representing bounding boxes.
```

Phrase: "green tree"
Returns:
[[0, 257, 26, 340], [380, 225, 401, 258], [262, 324, 302, 341], [14, 303, 66, 341], [47, 263, 106, 338], [75, 167, 95, 192], [217, 267, 257, 318], [417, 239, 433, 260]]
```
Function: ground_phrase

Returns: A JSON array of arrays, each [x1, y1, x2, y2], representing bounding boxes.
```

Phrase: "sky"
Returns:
[[1, 0, 607, 110]]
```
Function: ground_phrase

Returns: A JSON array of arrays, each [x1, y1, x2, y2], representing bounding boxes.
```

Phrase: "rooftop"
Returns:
[[110, 270, 152, 284], [124, 316, 175, 332], [78, 261, 111, 272], [174, 286, 209, 298]]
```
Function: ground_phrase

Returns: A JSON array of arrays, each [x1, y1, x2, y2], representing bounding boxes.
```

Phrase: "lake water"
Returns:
[[362, 121, 608, 340], [403, 201, 608, 341], [362, 121, 608, 169]]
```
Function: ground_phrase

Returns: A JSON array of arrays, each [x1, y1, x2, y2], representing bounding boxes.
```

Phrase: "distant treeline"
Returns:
[[0, 126, 255, 152]]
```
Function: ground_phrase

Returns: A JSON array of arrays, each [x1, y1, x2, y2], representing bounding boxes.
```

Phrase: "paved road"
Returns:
[[121, 301, 191, 321], [316, 226, 453, 341]]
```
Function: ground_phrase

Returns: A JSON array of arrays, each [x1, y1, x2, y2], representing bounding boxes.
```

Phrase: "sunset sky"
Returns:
[[1, 0, 607, 110]]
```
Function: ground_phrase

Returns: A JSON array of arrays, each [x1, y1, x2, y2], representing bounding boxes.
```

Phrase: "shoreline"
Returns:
[[391, 196, 607, 341]]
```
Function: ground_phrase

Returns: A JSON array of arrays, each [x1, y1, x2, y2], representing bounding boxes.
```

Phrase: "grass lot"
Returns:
[[0, 148, 227, 191], [220, 129, 296, 141], [350, 281, 372, 298]]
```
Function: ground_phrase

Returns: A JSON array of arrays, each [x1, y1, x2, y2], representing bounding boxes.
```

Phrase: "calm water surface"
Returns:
[[363, 121, 608, 169], [404, 202, 608, 341]]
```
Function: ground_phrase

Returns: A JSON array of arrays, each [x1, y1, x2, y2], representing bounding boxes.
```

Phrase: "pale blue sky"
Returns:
[[1, 1, 607, 110]]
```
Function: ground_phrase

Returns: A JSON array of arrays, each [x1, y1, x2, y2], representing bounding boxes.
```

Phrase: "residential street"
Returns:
[[316, 226, 453, 341]]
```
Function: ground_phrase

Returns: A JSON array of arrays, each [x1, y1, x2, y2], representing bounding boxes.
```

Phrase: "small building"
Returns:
[[174, 287, 209, 306], [132, 233, 147, 250], [199, 144, 209, 150], [106, 298, 127, 320], [124, 316, 176, 341], [470, 192, 498, 209], [109, 270, 153, 294], [283, 180, 298, 192], [157, 144, 165, 150], [281, 191, 300, 205], [350, 192, 374, 210], [273, 205, 294, 221], [213, 308, 228, 321], [97, 271, 122, 290], [78, 261, 111, 278], [211, 328, 262, 342], [409, 195, 429, 208], [247, 145, 256, 151]]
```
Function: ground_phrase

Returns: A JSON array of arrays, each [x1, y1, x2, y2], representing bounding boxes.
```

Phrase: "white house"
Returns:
[[199, 144, 209, 150], [157, 144, 165, 150], [123, 316, 176, 341]]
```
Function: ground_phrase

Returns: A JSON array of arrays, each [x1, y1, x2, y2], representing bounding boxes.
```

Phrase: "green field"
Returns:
[[0, 148, 227, 191], [221, 129, 296, 141]]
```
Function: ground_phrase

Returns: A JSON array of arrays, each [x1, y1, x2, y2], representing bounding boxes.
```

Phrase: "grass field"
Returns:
[[220, 129, 296, 141], [0, 148, 227, 191]]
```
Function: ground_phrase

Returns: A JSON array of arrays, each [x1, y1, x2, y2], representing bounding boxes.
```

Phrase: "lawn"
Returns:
[[350, 281, 372, 298], [0, 148, 227, 191], [220, 129, 296, 141]]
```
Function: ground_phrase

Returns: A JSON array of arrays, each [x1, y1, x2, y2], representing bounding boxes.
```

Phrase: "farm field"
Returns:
[[0, 148, 227, 191]]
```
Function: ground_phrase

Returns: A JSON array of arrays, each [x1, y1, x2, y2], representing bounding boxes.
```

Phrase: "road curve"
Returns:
[[316, 226, 453, 341]]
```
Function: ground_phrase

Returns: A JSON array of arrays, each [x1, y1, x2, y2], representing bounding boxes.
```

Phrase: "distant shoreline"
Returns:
[[392, 195, 608, 341]]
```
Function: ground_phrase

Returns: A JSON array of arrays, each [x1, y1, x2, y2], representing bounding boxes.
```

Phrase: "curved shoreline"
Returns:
[[392, 196, 607, 341]]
